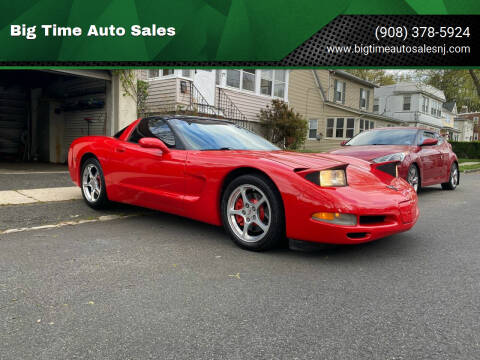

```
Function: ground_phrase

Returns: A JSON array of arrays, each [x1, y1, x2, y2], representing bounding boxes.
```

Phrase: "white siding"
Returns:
[[145, 78, 178, 113], [216, 88, 271, 122]]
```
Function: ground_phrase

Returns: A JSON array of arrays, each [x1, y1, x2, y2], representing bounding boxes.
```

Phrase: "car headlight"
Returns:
[[372, 152, 406, 163], [319, 169, 347, 187], [303, 168, 348, 187]]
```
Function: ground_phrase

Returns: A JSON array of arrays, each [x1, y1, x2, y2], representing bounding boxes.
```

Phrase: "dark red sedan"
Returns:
[[329, 127, 459, 193]]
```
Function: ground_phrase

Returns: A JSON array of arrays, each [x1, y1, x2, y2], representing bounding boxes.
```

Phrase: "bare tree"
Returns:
[[469, 70, 480, 98]]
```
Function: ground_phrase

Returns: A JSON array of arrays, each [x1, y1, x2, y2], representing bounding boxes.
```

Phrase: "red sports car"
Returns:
[[68, 116, 418, 251], [330, 127, 459, 193]]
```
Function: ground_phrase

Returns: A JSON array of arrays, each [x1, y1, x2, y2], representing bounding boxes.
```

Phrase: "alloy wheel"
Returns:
[[226, 184, 271, 243], [82, 164, 102, 203], [407, 166, 419, 192], [450, 163, 459, 188]]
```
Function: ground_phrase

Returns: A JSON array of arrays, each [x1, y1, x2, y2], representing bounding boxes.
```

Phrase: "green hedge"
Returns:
[[449, 141, 480, 159]]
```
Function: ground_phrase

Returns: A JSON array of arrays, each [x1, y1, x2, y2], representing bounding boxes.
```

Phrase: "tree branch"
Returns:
[[469, 70, 480, 97]]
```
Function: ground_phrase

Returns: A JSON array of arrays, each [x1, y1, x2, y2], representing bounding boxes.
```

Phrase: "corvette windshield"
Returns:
[[346, 129, 418, 146], [170, 119, 280, 151]]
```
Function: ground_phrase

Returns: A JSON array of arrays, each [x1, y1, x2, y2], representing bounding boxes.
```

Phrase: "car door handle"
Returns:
[[115, 147, 126, 153]]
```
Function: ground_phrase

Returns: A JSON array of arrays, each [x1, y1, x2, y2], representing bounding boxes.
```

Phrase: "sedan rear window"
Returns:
[[346, 129, 418, 146]]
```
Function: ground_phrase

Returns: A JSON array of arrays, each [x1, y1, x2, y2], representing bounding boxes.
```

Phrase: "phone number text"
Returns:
[[374, 26, 470, 41]]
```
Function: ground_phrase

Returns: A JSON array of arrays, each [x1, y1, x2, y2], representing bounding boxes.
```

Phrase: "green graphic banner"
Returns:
[[0, 0, 479, 62]]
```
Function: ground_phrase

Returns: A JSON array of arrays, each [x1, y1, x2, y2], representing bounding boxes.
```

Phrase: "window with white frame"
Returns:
[[346, 118, 355, 138], [373, 98, 379, 112], [260, 70, 286, 99], [225, 69, 256, 92], [226, 69, 241, 88], [147, 69, 174, 79], [274, 70, 286, 98], [242, 69, 255, 92], [308, 120, 318, 139], [422, 96, 430, 113], [403, 95, 411, 111], [360, 88, 369, 110], [181, 69, 192, 78], [430, 100, 442, 117], [148, 69, 159, 79], [326, 118, 335, 138], [334, 80, 345, 103], [335, 118, 344, 138], [326, 118, 358, 139], [260, 70, 273, 96], [359, 119, 375, 132]]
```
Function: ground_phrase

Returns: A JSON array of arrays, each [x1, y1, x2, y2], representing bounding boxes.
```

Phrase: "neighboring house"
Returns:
[[374, 82, 447, 131], [288, 70, 403, 152], [138, 69, 289, 132], [441, 101, 461, 141], [455, 112, 479, 141], [0, 70, 136, 163]]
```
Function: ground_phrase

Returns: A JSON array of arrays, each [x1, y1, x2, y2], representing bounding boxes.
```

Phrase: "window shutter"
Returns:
[[342, 82, 346, 104], [334, 79, 338, 101], [366, 90, 370, 110]]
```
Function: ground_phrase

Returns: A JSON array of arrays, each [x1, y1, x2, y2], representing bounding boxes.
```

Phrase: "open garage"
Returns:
[[0, 70, 136, 163]]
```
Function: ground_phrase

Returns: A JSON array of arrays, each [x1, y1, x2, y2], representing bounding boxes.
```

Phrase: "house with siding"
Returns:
[[138, 69, 289, 132], [374, 82, 447, 131], [454, 111, 479, 141], [288, 70, 403, 152], [441, 101, 461, 141]]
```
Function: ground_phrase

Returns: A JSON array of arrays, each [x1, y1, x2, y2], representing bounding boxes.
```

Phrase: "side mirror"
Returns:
[[139, 137, 170, 153], [340, 140, 349, 146], [420, 138, 438, 146]]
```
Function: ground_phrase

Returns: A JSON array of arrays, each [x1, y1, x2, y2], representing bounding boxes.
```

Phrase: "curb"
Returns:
[[462, 168, 480, 174]]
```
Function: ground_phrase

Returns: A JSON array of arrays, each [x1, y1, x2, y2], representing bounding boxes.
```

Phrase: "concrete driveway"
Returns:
[[0, 171, 479, 359]]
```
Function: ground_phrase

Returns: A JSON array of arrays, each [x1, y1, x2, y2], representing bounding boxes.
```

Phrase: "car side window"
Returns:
[[128, 118, 176, 148], [419, 131, 435, 144], [148, 119, 176, 147], [435, 133, 444, 145]]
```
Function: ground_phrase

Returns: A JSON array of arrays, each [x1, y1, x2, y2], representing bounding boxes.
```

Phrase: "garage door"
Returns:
[[60, 77, 107, 157], [0, 85, 27, 158]]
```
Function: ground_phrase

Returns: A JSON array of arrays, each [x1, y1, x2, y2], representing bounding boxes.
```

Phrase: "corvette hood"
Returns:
[[259, 151, 366, 169], [329, 145, 416, 161]]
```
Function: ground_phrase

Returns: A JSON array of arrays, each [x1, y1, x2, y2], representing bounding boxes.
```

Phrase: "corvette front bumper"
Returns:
[[285, 178, 419, 245]]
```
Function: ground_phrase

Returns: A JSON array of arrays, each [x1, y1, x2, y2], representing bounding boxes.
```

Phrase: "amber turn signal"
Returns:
[[312, 212, 357, 226]]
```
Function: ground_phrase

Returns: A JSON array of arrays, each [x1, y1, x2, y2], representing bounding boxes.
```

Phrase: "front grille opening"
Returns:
[[347, 232, 369, 239], [359, 215, 386, 225]]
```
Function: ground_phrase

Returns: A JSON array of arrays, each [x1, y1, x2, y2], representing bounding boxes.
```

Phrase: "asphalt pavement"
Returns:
[[0, 174, 479, 359]]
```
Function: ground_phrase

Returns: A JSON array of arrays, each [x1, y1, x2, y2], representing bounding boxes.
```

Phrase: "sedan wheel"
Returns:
[[407, 165, 420, 193], [221, 174, 284, 251], [81, 158, 108, 208], [442, 163, 459, 190]]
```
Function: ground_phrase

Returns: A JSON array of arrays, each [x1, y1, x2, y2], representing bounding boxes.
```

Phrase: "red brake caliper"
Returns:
[[234, 198, 244, 226]]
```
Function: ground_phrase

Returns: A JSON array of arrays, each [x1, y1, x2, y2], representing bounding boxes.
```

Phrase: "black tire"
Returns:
[[406, 164, 421, 193], [221, 174, 285, 251], [80, 157, 109, 209], [441, 162, 459, 190]]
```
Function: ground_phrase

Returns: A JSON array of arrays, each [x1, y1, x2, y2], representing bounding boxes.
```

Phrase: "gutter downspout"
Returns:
[[311, 69, 326, 101]]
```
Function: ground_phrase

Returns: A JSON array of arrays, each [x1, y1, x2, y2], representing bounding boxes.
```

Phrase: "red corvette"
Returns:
[[330, 127, 459, 193], [68, 116, 418, 251]]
